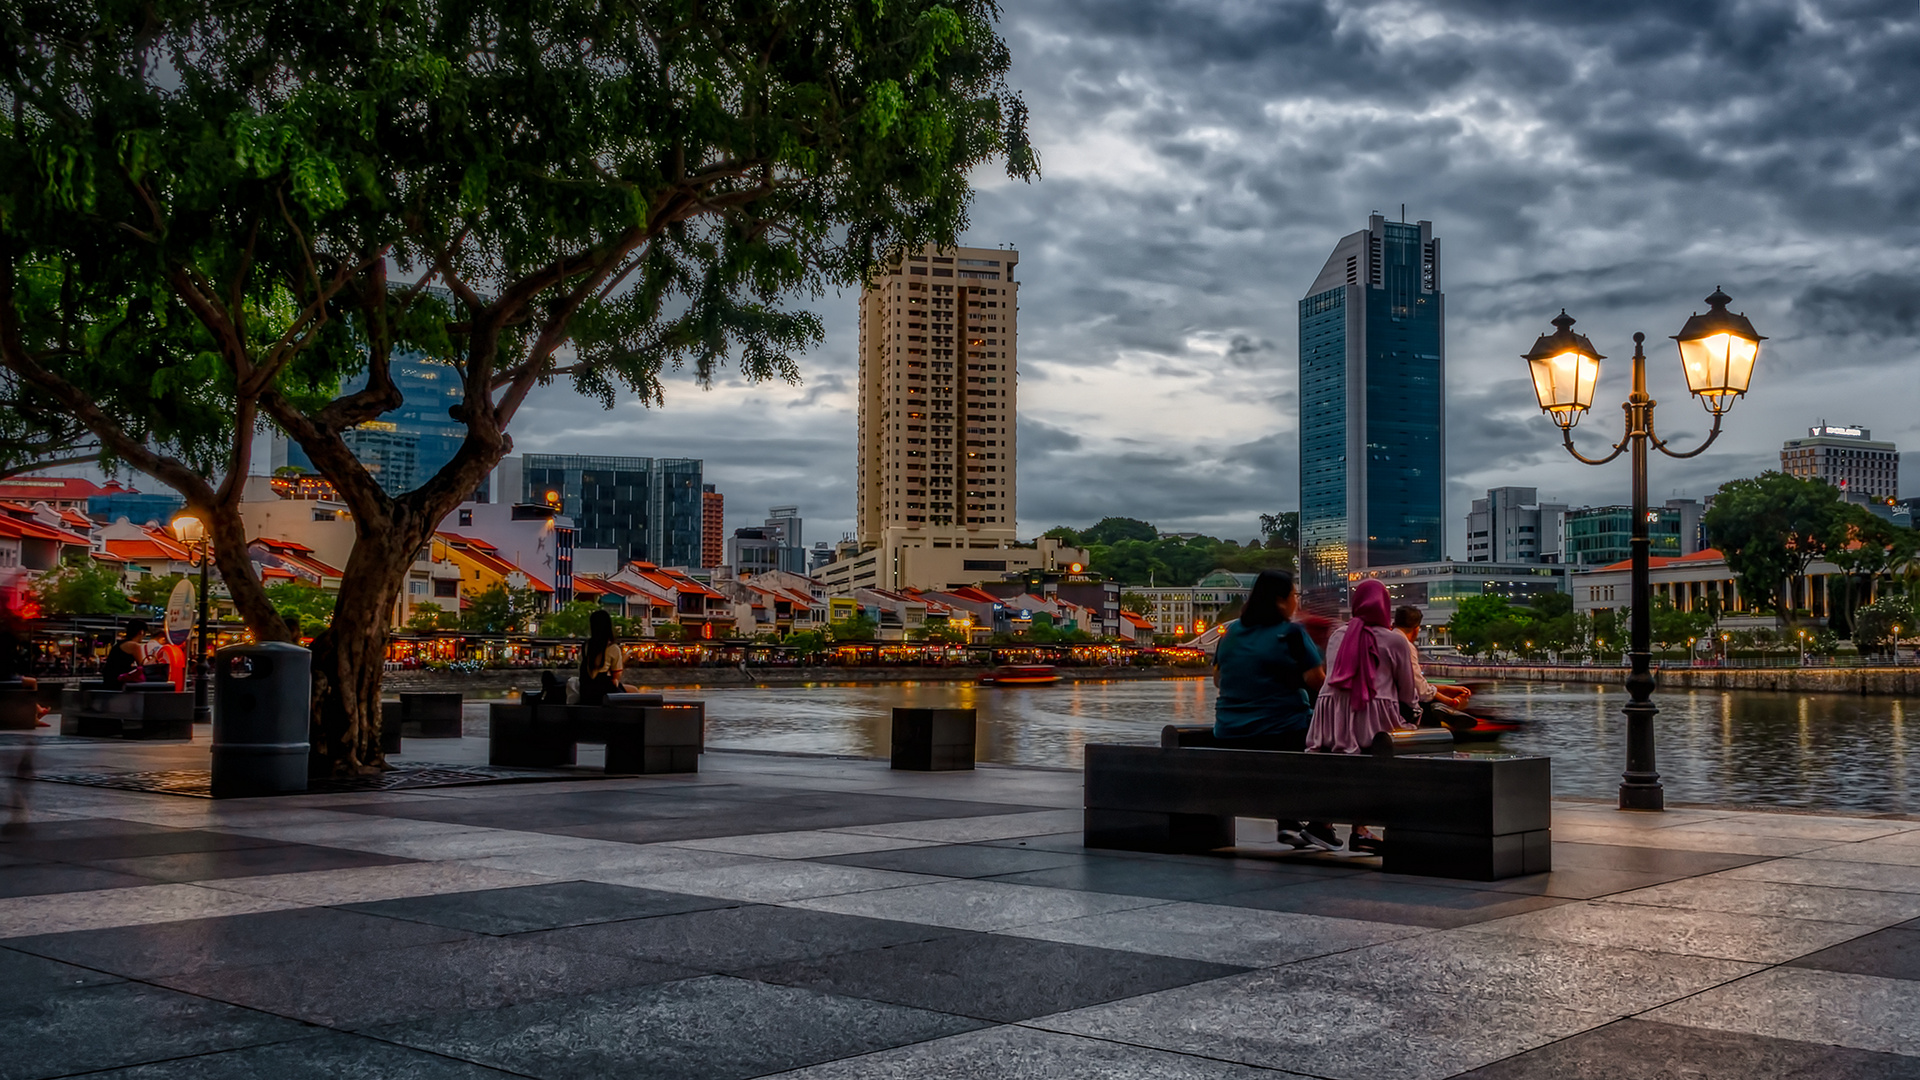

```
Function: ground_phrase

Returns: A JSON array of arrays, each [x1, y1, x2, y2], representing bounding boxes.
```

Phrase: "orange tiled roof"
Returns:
[[1593, 547, 1725, 573]]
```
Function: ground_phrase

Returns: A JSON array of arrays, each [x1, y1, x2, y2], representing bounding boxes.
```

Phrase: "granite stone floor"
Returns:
[[3, 733, 1919, 1079]]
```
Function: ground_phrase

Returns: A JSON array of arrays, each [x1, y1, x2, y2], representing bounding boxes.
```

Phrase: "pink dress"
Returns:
[[1307, 623, 1419, 753]]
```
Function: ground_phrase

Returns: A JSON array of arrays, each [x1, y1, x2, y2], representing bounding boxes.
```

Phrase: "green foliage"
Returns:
[[1853, 597, 1916, 654], [918, 623, 970, 645], [652, 622, 686, 643], [460, 583, 536, 635], [1448, 595, 1517, 657], [405, 602, 455, 632], [1259, 512, 1299, 548], [1704, 473, 1847, 619], [130, 573, 188, 613], [1080, 518, 1158, 546], [829, 615, 878, 642], [1045, 518, 1295, 586], [782, 629, 830, 656], [1649, 597, 1715, 651], [266, 582, 337, 636], [33, 560, 132, 615], [540, 601, 603, 640], [1119, 591, 1152, 615]]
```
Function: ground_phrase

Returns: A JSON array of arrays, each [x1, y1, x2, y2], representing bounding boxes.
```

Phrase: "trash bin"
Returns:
[[212, 642, 311, 797]]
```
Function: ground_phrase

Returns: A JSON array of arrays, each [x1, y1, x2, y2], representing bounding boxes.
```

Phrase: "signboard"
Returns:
[[164, 579, 196, 646]]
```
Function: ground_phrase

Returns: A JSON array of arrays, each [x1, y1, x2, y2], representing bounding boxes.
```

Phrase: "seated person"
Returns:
[[1212, 569, 1328, 849], [1390, 606, 1471, 729], [574, 609, 640, 706]]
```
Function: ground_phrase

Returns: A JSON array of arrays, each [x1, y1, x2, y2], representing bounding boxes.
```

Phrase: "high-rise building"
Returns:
[[1298, 214, 1446, 600], [499, 454, 703, 568], [1562, 500, 1703, 566], [1781, 422, 1899, 500], [1464, 487, 1567, 563], [829, 242, 1028, 592], [274, 352, 475, 497], [701, 485, 724, 568], [761, 506, 807, 574]]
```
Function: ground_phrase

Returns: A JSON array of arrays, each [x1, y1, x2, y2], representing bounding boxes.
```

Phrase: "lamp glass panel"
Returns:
[[1529, 357, 1557, 410], [1679, 332, 1759, 398]]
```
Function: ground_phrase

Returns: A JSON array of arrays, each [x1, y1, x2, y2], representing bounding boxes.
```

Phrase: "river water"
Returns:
[[695, 677, 1919, 814]]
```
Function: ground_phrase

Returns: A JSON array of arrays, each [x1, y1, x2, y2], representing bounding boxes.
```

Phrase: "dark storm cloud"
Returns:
[[509, 0, 1920, 548]]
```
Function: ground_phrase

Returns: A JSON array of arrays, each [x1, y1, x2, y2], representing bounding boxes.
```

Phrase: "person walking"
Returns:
[[1211, 570, 1327, 847], [1306, 579, 1420, 854]]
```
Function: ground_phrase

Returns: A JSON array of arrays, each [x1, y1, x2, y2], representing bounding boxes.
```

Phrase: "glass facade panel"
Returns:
[[519, 454, 705, 568], [1299, 287, 1347, 591]]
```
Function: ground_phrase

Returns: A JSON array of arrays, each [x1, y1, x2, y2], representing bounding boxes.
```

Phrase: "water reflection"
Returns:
[[697, 677, 1919, 813]]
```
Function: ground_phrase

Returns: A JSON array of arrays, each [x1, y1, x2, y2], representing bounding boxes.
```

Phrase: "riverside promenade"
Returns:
[[3, 732, 1919, 1078]]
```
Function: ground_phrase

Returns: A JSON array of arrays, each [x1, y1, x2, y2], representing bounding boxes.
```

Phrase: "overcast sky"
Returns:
[[506, 0, 1920, 557]]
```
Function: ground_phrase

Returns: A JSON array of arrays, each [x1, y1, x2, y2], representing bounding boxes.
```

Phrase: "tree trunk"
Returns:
[[306, 514, 425, 775]]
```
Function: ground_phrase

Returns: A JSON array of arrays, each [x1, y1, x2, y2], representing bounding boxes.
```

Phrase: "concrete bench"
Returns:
[[58, 684, 194, 740], [1084, 729, 1550, 881], [378, 691, 466, 754], [0, 682, 40, 730], [488, 692, 703, 774]]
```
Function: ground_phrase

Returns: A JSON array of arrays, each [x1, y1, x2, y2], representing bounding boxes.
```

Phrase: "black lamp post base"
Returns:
[[1618, 781, 1665, 811]]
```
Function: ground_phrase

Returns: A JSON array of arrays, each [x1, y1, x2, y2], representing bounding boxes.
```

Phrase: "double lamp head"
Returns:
[[1526, 288, 1765, 429]]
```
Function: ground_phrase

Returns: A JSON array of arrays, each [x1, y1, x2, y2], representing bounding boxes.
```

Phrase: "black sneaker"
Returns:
[[1348, 832, 1385, 856], [1275, 821, 1310, 849], [1301, 822, 1343, 852]]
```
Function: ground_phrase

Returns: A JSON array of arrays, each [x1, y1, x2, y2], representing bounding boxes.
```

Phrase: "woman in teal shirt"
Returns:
[[1213, 570, 1326, 748]]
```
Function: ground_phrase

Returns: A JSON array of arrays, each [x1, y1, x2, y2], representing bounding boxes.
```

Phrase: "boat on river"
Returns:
[[980, 664, 1060, 686]]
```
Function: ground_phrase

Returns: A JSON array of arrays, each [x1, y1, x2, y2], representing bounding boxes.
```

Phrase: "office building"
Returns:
[[1562, 498, 1703, 566], [1782, 422, 1899, 500], [1350, 560, 1571, 641], [831, 242, 1022, 591], [274, 352, 477, 497], [1298, 214, 1445, 602], [701, 485, 724, 568], [1464, 487, 1567, 563], [495, 454, 703, 568], [726, 529, 781, 576]]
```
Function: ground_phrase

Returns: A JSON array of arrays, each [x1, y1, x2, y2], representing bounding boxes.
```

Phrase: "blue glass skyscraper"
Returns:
[[1298, 214, 1445, 603], [273, 351, 472, 497]]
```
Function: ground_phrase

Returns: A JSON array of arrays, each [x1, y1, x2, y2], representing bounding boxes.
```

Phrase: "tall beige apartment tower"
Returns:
[[824, 243, 1049, 594]]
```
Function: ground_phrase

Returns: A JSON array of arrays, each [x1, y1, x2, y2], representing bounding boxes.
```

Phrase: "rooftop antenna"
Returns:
[[1401, 203, 1406, 222]]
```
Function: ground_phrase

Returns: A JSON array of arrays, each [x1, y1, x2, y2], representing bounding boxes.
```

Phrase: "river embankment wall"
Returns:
[[1428, 664, 1920, 697], [381, 665, 1206, 694]]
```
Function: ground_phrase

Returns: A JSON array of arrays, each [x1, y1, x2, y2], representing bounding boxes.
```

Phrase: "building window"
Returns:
[[458, 509, 473, 526]]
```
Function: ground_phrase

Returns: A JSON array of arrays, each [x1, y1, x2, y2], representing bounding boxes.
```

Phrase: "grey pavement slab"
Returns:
[[999, 900, 1424, 967], [1606, 876, 1920, 926], [0, 882, 303, 939], [1547, 840, 1768, 876], [787, 878, 1164, 931], [665, 830, 937, 859], [1457, 1017, 1920, 1079], [1462, 898, 1878, 964], [982, 854, 1333, 901], [158, 934, 698, 1028], [7, 905, 472, 979], [1032, 965, 1605, 1080], [738, 931, 1244, 1022], [84, 843, 418, 883], [345, 881, 735, 935], [371, 974, 985, 1080], [1789, 926, 1920, 981], [1713, 856, 1920, 893], [0, 861, 161, 898], [76, 1030, 526, 1079], [0, 944, 124, 1003], [627, 859, 943, 903], [764, 1022, 1298, 1079], [0, 981, 318, 1080], [1218, 875, 1572, 928], [815, 842, 1090, 879], [526, 903, 962, 971], [1648, 967, 1920, 1056], [195, 861, 552, 905], [2, 825, 285, 863]]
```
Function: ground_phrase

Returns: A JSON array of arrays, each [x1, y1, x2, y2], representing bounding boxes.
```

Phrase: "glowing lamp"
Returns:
[[1523, 311, 1604, 429], [170, 514, 207, 545], [1672, 288, 1763, 415]]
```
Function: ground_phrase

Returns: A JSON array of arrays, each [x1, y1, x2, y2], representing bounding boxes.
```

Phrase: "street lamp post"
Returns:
[[1525, 289, 1764, 811], [170, 515, 213, 726]]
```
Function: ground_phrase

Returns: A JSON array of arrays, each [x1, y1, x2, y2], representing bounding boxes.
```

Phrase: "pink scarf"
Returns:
[[1325, 579, 1392, 709]]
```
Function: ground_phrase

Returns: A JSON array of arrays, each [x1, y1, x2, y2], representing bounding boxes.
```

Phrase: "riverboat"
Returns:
[[981, 664, 1061, 686]]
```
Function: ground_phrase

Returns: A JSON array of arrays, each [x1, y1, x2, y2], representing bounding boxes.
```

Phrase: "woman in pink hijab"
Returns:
[[1308, 579, 1420, 754], [1305, 579, 1421, 854]]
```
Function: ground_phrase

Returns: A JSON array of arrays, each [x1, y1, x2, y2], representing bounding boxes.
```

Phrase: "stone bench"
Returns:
[[1084, 730, 1551, 881], [378, 691, 466, 754], [58, 684, 194, 740], [0, 682, 40, 730], [488, 692, 703, 774]]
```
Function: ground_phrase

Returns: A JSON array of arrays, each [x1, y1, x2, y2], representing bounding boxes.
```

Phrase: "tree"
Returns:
[[1824, 504, 1920, 635], [1704, 473, 1846, 622], [1081, 518, 1158, 546], [266, 583, 337, 637], [653, 623, 686, 643], [1448, 595, 1523, 657], [1259, 511, 1299, 549], [540, 601, 603, 640], [2, 0, 1033, 773], [1119, 591, 1152, 615], [920, 623, 969, 645], [1042, 526, 1082, 547], [130, 573, 188, 614], [1648, 597, 1713, 652], [1852, 597, 1914, 655], [460, 584, 536, 635], [829, 614, 878, 642], [782, 629, 830, 658], [405, 602, 455, 633], [32, 560, 131, 616]]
